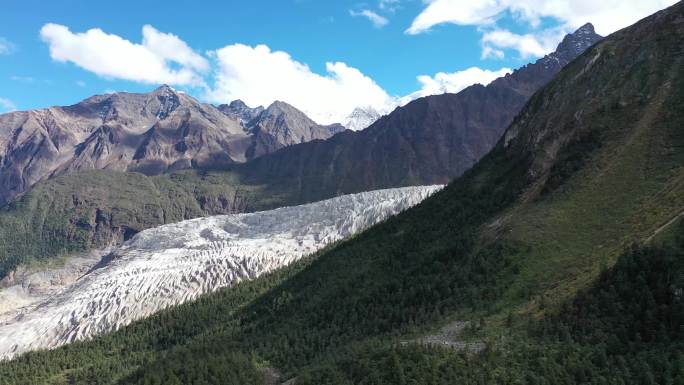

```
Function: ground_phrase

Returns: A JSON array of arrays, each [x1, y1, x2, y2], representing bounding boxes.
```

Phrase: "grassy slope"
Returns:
[[490, 11, 684, 312]]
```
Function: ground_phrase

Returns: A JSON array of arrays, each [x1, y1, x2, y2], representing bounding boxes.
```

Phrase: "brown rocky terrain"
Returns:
[[0, 87, 341, 205]]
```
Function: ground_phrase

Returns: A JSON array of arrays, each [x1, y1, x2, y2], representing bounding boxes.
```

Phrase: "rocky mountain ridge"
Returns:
[[236, 24, 603, 202], [0, 88, 341, 205]]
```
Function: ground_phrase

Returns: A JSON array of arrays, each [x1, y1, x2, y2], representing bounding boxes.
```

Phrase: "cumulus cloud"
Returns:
[[379, 0, 402, 13], [350, 9, 389, 28], [140, 25, 209, 72], [0, 37, 14, 55], [0, 97, 16, 112], [401, 66, 512, 103], [408, 0, 677, 35], [407, 0, 677, 58], [481, 29, 563, 59], [206, 43, 513, 123], [206, 44, 395, 124], [39, 23, 208, 86]]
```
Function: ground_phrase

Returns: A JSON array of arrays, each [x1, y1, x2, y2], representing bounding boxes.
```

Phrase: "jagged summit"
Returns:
[[576, 22, 596, 34], [218, 99, 264, 126], [244, 100, 345, 159], [552, 23, 602, 62], [343, 106, 382, 131], [228, 99, 250, 109], [151, 84, 175, 93]]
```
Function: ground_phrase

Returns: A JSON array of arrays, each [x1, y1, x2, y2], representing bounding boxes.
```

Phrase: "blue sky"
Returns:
[[0, 0, 676, 123]]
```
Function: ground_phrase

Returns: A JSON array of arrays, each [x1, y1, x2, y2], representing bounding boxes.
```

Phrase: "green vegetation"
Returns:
[[0, 169, 294, 279], [296, 230, 684, 384]]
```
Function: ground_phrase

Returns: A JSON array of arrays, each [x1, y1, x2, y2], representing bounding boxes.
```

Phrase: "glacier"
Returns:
[[0, 185, 441, 360]]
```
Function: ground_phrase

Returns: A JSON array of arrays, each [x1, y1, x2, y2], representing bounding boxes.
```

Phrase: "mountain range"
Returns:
[[0, 88, 343, 205]]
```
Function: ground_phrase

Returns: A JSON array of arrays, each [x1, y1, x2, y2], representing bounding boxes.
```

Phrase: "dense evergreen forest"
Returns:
[[2, 222, 682, 384]]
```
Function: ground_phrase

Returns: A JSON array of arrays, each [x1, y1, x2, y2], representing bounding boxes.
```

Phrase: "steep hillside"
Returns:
[[0, 3, 679, 384]]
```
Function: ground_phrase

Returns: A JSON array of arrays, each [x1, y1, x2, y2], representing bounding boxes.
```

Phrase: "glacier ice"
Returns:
[[0, 185, 441, 360]]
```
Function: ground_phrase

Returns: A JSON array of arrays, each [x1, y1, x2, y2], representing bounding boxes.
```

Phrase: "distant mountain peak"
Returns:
[[576, 22, 596, 34], [244, 100, 344, 159], [228, 99, 249, 109], [265, 100, 301, 115], [552, 23, 602, 62], [218, 100, 264, 127], [152, 84, 175, 94], [343, 106, 382, 131]]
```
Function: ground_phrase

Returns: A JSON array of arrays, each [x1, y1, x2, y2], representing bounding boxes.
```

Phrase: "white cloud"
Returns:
[[39, 23, 208, 86], [0, 37, 14, 55], [379, 0, 401, 12], [408, 0, 678, 35], [140, 25, 209, 72], [0, 97, 16, 112], [401, 66, 512, 103], [350, 9, 389, 28], [481, 29, 563, 59], [407, 0, 504, 34], [481, 46, 504, 60], [407, 0, 678, 58], [206, 44, 395, 124], [76, 80, 86, 87], [10, 76, 35, 83], [206, 43, 512, 123]]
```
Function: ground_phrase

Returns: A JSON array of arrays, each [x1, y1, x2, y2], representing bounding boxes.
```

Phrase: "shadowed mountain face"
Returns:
[[237, 24, 602, 202], [0, 88, 340, 205]]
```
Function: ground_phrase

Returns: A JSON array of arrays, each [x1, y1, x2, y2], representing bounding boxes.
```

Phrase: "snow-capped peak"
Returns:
[[342, 106, 382, 131]]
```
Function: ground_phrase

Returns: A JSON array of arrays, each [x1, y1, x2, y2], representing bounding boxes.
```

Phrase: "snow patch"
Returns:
[[343, 106, 382, 131]]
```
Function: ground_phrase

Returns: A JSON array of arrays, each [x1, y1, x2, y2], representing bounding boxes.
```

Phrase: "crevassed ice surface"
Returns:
[[0, 185, 441, 360]]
